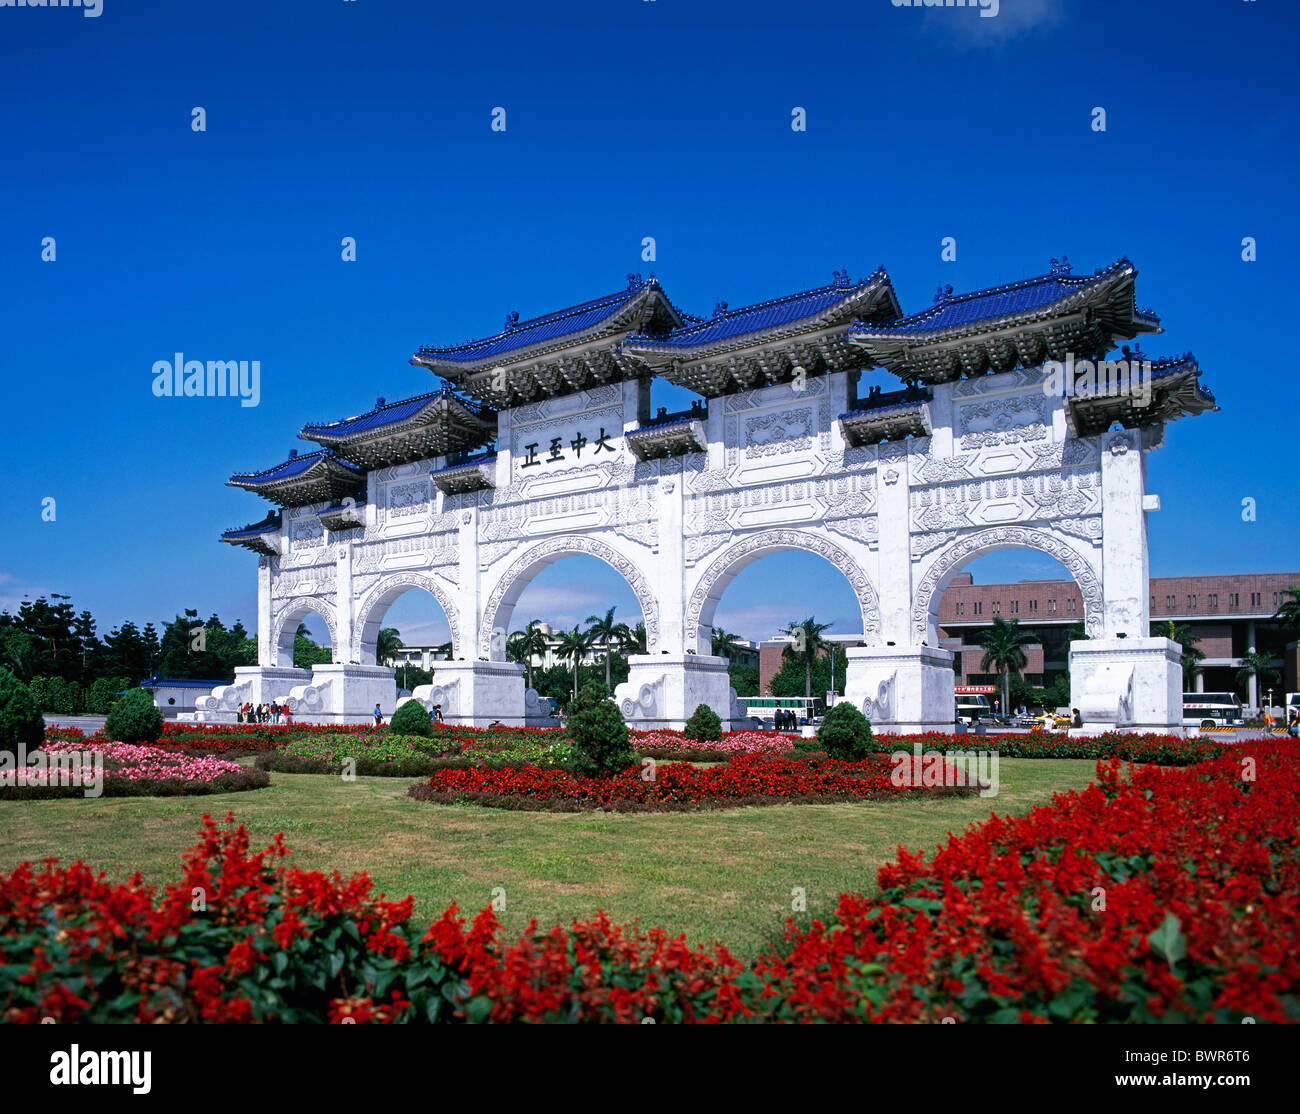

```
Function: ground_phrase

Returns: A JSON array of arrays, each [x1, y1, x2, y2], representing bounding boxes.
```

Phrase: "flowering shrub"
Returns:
[[408, 752, 974, 812], [633, 729, 795, 760], [2, 738, 267, 799], [6, 742, 1296, 1022]]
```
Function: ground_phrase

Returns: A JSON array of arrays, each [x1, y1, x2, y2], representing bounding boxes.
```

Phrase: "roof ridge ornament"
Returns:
[[375, 396, 386, 408], [627, 272, 644, 291], [1050, 256, 1072, 277], [503, 311, 519, 332], [832, 268, 850, 289], [933, 284, 954, 305], [713, 300, 728, 317]]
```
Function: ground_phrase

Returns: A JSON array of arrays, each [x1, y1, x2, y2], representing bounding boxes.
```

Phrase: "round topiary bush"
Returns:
[[104, 687, 163, 745], [0, 668, 44, 755], [816, 701, 873, 761], [391, 698, 434, 738], [567, 681, 636, 778], [683, 703, 722, 742]]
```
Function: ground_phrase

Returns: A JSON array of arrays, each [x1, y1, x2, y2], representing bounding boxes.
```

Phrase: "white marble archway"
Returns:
[[352, 573, 461, 665], [270, 597, 338, 667]]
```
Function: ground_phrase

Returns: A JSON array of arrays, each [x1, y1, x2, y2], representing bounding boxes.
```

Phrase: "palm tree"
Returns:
[[508, 619, 548, 689], [977, 616, 1036, 715], [623, 622, 648, 655], [585, 607, 632, 688], [1272, 586, 1300, 628], [1153, 620, 1205, 686], [556, 625, 594, 700], [1236, 650, 1279, 704], [375, 627, 403, 667], [779, 617, 832, 701], [711, 627, 741, 659]]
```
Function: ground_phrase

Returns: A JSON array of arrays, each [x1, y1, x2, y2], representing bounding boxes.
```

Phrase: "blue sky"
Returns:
[[1, 0, 1296, 649]]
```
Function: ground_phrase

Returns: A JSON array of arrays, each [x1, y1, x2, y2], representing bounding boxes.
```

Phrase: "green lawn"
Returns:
[[0, 757, 1099, 957]]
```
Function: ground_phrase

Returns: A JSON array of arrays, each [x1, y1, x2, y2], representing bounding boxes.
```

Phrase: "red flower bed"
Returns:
[[407, 752, 975, 811], [5, 744, 1298, 1023]]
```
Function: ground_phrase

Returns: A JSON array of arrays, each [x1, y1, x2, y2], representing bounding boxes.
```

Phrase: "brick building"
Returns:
[[753, 573, 1300, 711]]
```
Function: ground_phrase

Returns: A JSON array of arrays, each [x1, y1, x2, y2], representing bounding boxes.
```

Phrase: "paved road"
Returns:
[[43, 715, 107, 733]]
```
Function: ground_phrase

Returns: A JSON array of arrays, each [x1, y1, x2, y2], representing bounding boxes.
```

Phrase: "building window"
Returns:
[[1229, 592, 1239, 608], [1187, 595, 1197, 609], [1207, 593, 1217, 608], [955, 603, 964, 616], [992, 602, 1001, 615], [1275, 591, 1282, 606], [1009, 600, 1018, 615], [1028, 599, 1038, 613], [973, 602, 982, 616], [1166, 595, 1176, 609], [1049, 599, 1058, 613], [1067, 599, 1076, 613], [1251, 592, 1261, 608]]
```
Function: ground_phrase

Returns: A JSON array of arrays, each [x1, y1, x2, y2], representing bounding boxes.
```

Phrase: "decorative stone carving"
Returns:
[[619, 674, 665, 719], [862, 672, 895, 721], [744, 407, 813, 458], [911, 527, 1103, 641], [910, 530, 957, 559], [388, 481, 431, 518]]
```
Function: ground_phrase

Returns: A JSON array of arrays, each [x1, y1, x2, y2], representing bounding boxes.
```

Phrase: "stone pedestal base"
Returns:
[[406, 660, 526, 727], [844, 645, 956, 734], [288, 664, 397, 725], [614, 654, 733, 731], [192, 666, 312, 723], [1069, 637, 1183, 733]]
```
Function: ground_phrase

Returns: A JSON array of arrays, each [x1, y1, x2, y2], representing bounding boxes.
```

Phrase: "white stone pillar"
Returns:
[[876, 443, 913, 645], [457, 499, 481, 658], [257, 556, 274, 666], [657, 461, 685, 653], [335, 540, 353, 664], [1099, 430, 1150, 638]]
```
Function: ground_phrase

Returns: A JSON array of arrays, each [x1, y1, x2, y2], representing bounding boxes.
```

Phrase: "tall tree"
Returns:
[[624, 622, 648, 655], [1272, 586, 1300, 629], [977, 616, 1036, 714], [779, 617, 833, 701], [585, 607, 631, 689], [711, 627, 741, 659], [556, 625, 594, 700], [375, 627, 403, 667], [509, 620, 549, 690], [1153, 620, 1205, 687], [1236, 650, 1280, 705]]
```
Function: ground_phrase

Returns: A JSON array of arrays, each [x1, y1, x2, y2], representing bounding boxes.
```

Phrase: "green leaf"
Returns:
[[1147, 912, 1187, 966], [465, 995, 493, 1024]]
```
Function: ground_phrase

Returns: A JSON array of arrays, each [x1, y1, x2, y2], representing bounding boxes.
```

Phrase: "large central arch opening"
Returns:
[[354, 580, 455, 694], [690, 534, 877, 723], [488, 550, 650, 708], [930, 545, 1097, 716]]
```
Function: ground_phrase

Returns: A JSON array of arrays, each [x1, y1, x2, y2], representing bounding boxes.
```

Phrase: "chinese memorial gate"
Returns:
[[197, 258, 1216, 732]]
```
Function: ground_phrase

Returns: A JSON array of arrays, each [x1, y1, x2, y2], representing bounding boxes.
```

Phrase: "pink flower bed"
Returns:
[[41, 737, 248, 783], [631, 730, 796, 758]]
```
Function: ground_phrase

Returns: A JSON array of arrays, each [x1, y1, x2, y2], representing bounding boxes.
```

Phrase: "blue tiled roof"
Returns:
[[302, 385, 486, 439], [139, 675, 231, 689], [221, 518, 281, 539], [851, 258, 1152, 338], [627, 416, 701, 436], [626, 268, 890, 350], [416, 280, 660, 365], [229, 450, 362, 486]]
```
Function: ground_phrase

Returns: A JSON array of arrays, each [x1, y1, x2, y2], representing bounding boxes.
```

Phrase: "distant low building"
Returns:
[[139, 675, 232, 716]]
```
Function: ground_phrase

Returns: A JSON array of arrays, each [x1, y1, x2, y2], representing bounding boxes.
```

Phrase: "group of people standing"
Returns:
[[239, 702, 289, 724], [773, 708, 801, 732]]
